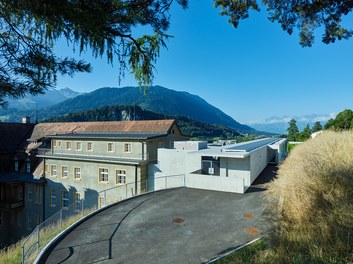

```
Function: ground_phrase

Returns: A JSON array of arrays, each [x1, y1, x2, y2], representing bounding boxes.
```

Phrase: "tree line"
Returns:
[[286, 109, 353, 141]]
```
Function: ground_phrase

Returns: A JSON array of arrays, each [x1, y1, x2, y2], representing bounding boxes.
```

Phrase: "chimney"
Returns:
[[22, 116, 30, 124]]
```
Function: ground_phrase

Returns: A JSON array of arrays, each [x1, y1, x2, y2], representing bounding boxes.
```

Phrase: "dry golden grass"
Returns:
[[267, 131, 353, 263]]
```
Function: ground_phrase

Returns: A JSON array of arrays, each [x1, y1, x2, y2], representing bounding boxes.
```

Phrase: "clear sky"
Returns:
[[56, 0, 353, 124]]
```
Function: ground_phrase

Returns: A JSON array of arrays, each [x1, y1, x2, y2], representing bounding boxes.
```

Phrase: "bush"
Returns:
[[267, 131, 353, 263]]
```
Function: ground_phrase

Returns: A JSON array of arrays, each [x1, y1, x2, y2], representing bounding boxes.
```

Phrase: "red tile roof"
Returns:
[[29, 120, 175, 141]]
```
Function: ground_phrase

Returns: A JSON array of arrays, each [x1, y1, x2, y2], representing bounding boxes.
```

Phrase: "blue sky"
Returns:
[[56, 0, 353, 124]]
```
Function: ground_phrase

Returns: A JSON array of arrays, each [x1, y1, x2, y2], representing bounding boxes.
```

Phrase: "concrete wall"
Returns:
[[249, 146, 269, 187], [153, 149, 201, 177], [186, 174, 244, 193]]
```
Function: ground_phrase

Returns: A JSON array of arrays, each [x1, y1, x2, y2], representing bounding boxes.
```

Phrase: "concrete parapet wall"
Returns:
[[186, 174, 244, 193]]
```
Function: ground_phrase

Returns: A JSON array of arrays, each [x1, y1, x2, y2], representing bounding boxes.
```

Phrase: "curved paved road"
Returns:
[[39, 169, 275, 264]]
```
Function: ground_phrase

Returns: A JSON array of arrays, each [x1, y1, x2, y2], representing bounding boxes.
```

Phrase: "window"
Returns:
[[50, 165, 57, 177], [27, 186, 33, 202], [107, 143, 114, 152], [61, 190, 69, 209], [61, 166, 68, 178], [76, 142, 82, 151], [98, 168, 109, 183], [14, 161, 18, 172], [74, 193, 81, 211], [124, 143, 131, 153], [73, 167, 81, 180], [45, 164, 49, 173], [52, 140, 57, 147], [26, 162, 31, 173], [34, 186, 42, 204], [87, 142, 93, 151], [169, 141, 174, 149], [57, 141, 61, 147], [116, 170, 126, 185], [66, 142, 72, 150], [49, 189, 56, 207]]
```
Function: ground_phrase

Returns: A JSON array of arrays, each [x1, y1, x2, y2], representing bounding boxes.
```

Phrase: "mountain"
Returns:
[[0, 88, 81, 121], [247, 113, 336, 134], [4, 86, 256, 134], [46, 105, 241, 139]]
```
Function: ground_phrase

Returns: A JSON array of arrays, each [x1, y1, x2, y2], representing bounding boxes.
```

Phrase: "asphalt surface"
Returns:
[[39, 166, 277, 264]]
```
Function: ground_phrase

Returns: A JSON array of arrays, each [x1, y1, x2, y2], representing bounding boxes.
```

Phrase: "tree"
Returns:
[[325, 109, 353, 131], [297, 124, 311, 142], [312, 121, 323, 133], [215, 0, 353, 47], [0, 0, 187, 107], [287, 119, 299, 141]]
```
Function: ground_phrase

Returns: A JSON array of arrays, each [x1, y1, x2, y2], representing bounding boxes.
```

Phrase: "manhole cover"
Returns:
[[243, 213, 254, 219], [246, 227, 260, 235], [172, 217, 185, 224]]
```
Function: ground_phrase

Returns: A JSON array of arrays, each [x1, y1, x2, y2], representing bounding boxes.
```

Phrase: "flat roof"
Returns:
[[223, 138, 280, 152], [47, 132, 168, 140], [191, 138, 282, 158]]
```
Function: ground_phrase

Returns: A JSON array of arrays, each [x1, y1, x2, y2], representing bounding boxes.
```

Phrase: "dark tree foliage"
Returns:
[[324, 109, 353, 130], [215, 0, 353, 47], [312, 121, 322, 133], [0, 0, 187, 107], [287, 118, 299, 141], [297, 123, 311, 141]]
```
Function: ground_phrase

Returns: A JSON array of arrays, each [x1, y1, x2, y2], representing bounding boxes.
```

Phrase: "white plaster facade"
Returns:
[[151, 138, 287, 194]]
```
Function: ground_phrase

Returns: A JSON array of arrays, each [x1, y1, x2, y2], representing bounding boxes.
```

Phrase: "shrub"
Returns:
[[268, 131, 353, 263]]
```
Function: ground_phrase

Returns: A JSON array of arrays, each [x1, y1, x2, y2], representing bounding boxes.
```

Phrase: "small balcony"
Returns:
[[0, 200, 24, 210]]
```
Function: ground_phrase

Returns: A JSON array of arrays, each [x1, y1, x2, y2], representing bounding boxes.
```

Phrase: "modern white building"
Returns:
[[151, 138, 287, 194]]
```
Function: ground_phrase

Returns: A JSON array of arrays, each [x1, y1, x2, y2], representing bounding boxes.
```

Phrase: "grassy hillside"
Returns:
[[46, 105, 241, 140]]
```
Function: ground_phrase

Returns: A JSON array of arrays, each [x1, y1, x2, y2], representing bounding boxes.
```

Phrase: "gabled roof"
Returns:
[[49, 132, 168, 140], [28, 120, 176, 141]]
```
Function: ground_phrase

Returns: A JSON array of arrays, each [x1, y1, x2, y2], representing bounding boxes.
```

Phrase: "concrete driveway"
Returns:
[[39, 167, 276, 264]]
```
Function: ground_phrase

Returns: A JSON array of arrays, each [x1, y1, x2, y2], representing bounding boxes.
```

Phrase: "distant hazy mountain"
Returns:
[[5, 85, 257, 134], [0, 88, 81, 119], [247, 113, 335, 134]]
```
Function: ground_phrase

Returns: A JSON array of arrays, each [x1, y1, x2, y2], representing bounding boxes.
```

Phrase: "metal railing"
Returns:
[[97, 179, 148, 209], [38, 148, 150, 161], [21, 199, 95, 264], [21, 174, 185, 263]]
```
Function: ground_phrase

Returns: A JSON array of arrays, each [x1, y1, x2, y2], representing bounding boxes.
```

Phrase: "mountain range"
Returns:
[[0, 88, 81, 120], [1, 86, 258, 135]]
